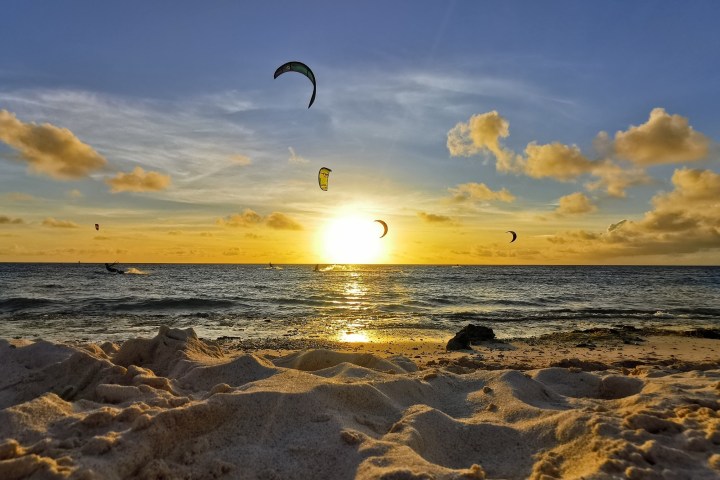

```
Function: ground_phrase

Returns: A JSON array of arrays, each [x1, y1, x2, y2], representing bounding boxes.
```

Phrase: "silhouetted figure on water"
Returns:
[[105, 262, 125, 274]]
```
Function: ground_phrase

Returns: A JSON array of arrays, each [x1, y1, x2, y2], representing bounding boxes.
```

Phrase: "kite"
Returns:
[[95, 224, 99, 231], [507, 231, 517, 243], [318, 167, 331, 191], [607, 219, 627, 233], [274, 61, 317, 108], [375, 220, 388, 238]]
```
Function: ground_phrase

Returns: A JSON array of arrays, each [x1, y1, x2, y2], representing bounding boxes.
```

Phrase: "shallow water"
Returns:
[[0, 263, 718, 342]]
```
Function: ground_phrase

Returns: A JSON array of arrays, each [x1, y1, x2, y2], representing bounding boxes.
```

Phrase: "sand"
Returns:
[[1, 326, 719, 479]]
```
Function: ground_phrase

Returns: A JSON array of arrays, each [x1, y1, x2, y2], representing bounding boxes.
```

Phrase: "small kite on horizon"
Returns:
[[274, 61, 317, 108], [95, 224, 99, 231], [507, 230, 517, 243], [375, 220, 388, 238]]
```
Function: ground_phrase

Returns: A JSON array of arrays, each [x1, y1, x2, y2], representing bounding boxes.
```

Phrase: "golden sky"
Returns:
[[1, 3, 719, 265]]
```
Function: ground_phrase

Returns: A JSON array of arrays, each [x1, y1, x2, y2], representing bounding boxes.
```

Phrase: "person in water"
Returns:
[[105, 262, 125, 274]]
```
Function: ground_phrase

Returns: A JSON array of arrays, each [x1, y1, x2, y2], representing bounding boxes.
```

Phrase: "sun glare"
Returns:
[[321, 216, 384, 264]]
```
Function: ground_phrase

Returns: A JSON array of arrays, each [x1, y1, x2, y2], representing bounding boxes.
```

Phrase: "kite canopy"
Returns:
[[318, 167, 331, 191], [375, 220, 388, 238], [274, 61, 317, 108], [95, 224, 99, 231], [507, 230, 517, 243]]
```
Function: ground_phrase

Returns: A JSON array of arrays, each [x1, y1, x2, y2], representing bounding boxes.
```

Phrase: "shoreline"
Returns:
[[1, 326, 719, 479]]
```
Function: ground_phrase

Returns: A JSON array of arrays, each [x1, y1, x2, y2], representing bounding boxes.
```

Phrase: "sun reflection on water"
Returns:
[[338, 331, 371, 343]]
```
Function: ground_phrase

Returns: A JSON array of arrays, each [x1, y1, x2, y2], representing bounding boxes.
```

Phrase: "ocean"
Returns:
[[0, 263, 718, 343]]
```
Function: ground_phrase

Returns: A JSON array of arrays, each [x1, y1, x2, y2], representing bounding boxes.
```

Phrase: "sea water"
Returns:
[[0, 263, 718, 342]]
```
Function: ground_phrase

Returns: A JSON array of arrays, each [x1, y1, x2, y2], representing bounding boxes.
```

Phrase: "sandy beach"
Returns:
[[1, 326, 719, 479]]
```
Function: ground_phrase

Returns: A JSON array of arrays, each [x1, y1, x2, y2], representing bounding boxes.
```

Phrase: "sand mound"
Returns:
[[272, 349, 417, 374], [0, 327, 719, 479]]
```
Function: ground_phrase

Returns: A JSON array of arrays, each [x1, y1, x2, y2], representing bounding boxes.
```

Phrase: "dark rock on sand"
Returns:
[[446, 332, 471, 351], [446, 324, 495, 351], [683, 328, 720, 340]]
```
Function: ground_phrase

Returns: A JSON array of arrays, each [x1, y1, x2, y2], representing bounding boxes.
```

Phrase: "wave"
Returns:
[[108, 298, 236, 312], [0, 297, 56, 313], [436, 306, 720, 324], [125, 268, 149, 275]]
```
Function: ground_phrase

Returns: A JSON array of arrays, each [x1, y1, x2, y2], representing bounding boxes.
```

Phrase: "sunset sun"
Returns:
[[321, 216, 385, 264]]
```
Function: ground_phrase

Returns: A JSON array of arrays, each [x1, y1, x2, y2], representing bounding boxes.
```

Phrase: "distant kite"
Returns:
[[507, 231, 517, 243], [95, 224, 99, 231], [274, 61, 316, 108], [375, 220, 388, 238], [318, 167, 331, 191], [607, 219, 627, 233]]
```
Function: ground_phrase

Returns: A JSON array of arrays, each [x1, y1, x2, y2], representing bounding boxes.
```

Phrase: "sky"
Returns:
[[1, 0, 719, 264]]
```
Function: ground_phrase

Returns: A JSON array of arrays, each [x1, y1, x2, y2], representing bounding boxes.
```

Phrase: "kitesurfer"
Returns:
[[105, 262, 125, 274]]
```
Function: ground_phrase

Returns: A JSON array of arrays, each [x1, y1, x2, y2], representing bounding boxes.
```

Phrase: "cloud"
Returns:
[[523, 144, 651, 197], [4, 192, 36, 202], [446, 111, 520, 172], [448, 182, 515, 203], [524, 143, 594, 181], [0, 109, 107, 179], [471, 245, 540, 258], [0, 215, 24, 225], [66, 189, 83, 199], [167, 230, 182, 235], [288, 147, 308, 165], [584, 160, 651, 198], [217, 209, 302, 230], [42, 217, 78, 228], [547, 168, 720, 257], [555, 192, 597, 215], [612, 108, 710, 166], [230, 154, 252, 166], [447, 108, 711, 198], [265, 212, 303, 230], [106, 166, 171, 193], [417, 212, 452, 223], [223, 247, 241, 256], [217, 209, 264, 227]]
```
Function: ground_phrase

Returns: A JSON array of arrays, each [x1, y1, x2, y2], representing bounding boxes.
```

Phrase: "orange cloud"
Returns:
[[106, 167, 171, 193], [42, 217, 79, 228], [613, 108, 710, 165], [217, 209, 264, 227], [418, 212, 452, 223], [0, 215, 24, 225], [555, 192, 597, 215], [447, 111, 520, 172], [548, 168, 720, 257], [265, 212, 303, 230], [217, 209, 303, 230], [449, 182, 515, 203], [448, 108, 710, 198], [0, 109, 106, 179], [524, 143, 594, 181]]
